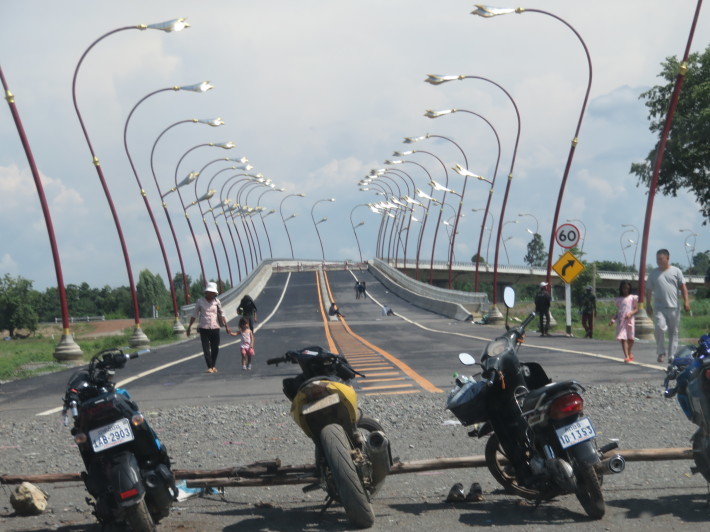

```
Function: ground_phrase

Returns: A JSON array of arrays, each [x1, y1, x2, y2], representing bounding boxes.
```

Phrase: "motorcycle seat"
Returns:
[[521, 380, 581, 411]]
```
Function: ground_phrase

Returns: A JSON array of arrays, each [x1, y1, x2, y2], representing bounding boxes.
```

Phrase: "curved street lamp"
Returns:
[[566, 218, 587, 252], [422, 109, 502, 292], [279, 193, 305, 259], [472, 208, 495, 264], [680, 230, 698, 273], [471, 6, 594, 290], [518, 213, 539, 235], [311, 198, 335, 263], [350, 204, 369, 264], [72, 20, 192, 347], [123, 85, 213, 337], [425, 75, 520, 320], [149, 120, 227, 306], [1, 67, 83, 362], [256, 186, 284, 258]]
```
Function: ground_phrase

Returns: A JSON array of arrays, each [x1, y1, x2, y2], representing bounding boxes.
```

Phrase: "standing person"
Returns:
[[186, 282, 227, 373], [609, 281, 638, 363], [646, 249, 691, 363], [581, 286, 597, 338], [534, 282, 552, 336], [238, 294, 258, 332], [229, 317, 255, 371], [354, 281, 361, 300]]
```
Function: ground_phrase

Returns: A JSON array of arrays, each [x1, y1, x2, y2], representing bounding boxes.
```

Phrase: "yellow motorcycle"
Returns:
[[267, 346, 392, 528]]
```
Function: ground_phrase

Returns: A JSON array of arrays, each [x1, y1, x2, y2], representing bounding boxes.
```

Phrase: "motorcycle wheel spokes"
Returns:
[[484, 434, 557, 501]]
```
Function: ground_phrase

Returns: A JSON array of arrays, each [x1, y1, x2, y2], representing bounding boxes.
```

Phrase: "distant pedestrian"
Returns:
[[581, 286, 597, 338], [238, 294, 258, 332], [229, 317, 255, 370], [329, 302, 345, 318], [186, 282, 228, 373], [355, 281, 361, 299], [646, 249, 690, 363], [359, 281, 367, 299], [534, 282, 552, 336], [609, 280, 638, 363]]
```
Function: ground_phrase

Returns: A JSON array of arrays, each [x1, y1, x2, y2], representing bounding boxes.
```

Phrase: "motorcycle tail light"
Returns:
[[704, 369, 710, 381], [119, 488, 139, 500], [131, 413, 145, 426], [74, 432, 87, 444], [549, 393, 584, 420]]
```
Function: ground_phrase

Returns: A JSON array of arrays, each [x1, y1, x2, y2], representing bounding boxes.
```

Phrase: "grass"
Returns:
[[503, 297, 708, 343], [0, 319, 180, 382]]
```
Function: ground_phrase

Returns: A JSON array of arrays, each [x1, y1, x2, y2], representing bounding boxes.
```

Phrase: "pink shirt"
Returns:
[[190, 297, 223, 329]]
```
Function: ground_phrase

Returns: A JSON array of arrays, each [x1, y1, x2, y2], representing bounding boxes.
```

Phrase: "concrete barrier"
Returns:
[[369, 259, 489, 321]]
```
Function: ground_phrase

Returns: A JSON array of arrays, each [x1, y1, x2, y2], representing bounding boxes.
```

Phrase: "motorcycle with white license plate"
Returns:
[[446, 287, 624, 519], [62, 348, 177, 531], [267, 346, 392, 529]]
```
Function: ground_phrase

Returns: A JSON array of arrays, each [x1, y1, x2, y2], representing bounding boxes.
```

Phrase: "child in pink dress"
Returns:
[[609, 281, 638, 363], [229, 317, 255, 370]]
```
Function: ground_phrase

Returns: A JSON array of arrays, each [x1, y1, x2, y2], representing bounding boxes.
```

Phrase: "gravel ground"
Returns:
[[1, 381, 708, 531]]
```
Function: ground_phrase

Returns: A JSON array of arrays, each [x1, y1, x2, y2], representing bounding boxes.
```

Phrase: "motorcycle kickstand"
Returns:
[[319, 495, 335, 518]]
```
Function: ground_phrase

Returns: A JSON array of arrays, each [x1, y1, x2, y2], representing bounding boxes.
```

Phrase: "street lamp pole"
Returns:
[[425, 75, 520, 321], [311, 198, 335, 264], [566, 218, 587, 252], [149, 121, 228, 306], [279, 193, 305, 259], [350, 204, 369, 263], [472, 6, 594, 290], [71, 21, 191, 347], [1, 66, 83, 362], [123, 85, 213, 337]]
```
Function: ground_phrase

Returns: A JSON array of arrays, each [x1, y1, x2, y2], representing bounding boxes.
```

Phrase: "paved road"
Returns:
[[0, 268, 664, 419]]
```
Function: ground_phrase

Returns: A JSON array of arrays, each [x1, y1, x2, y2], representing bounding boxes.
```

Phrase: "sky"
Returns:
[[1, 0, 708, 291]]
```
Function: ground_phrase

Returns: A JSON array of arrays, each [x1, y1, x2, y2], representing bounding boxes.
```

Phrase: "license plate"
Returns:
[[555, 417, 596, 449], [89, 418, 134, 453]]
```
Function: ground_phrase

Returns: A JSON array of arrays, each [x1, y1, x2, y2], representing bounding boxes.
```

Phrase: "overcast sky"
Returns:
[[1, 1, 708, 291]]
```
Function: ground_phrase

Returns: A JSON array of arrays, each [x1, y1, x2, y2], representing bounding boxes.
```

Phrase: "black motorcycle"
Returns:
[[446, 288, 623, 519], [663, 334, 710, 481], [62, 348, 177, 531]]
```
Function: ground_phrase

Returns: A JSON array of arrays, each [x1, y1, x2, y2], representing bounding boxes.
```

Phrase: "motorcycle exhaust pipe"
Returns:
[[596, 454, 625, 475], [365, 431, 392, 491]]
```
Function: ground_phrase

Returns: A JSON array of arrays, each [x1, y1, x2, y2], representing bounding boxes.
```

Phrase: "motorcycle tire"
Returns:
[[691, 432, 710, 482], [124, 499, 156, 532], [484, 434, 557, 500], [574, 464, 605, 519], [320, 423, 375, 529]]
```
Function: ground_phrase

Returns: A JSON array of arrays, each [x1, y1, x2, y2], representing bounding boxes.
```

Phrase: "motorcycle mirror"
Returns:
[[458, 352, 476, 366], [503, 286, 515, 309]]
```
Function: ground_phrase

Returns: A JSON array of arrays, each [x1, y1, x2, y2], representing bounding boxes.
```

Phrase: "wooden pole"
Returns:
[[0, 448, 693, 487]]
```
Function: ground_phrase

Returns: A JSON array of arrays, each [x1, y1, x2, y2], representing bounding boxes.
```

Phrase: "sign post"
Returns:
[[552, 244, 585, 336]]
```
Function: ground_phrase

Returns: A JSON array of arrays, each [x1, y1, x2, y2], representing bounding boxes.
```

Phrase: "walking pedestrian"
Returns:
[[186, 282, 228, 373], [609, 280, 638, 362], [646, 249, 691, 363], [237, 294, 258, 332], [534, 282, 552, 336], [354, 281, 361, 300], [229, 317, 255, 370], [581, 286, 597, 338]]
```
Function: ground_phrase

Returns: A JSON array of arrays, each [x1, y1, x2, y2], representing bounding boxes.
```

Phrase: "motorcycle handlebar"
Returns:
[[521, 312, 536, 330]]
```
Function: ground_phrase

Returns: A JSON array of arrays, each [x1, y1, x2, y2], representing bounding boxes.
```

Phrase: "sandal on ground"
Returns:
[[628, 354, 634, 361]]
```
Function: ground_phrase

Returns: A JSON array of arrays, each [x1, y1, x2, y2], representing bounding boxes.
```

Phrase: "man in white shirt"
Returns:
[[646, 249, 690, 363]]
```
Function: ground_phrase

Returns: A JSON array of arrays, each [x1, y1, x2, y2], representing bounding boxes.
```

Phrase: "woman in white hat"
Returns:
[[186, 282, 227, 373]]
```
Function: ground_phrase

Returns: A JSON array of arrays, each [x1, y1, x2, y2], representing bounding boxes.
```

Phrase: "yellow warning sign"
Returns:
[[552, 250, 585, 284]]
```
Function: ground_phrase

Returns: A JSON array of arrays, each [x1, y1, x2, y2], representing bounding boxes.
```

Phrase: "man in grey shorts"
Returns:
[[645, 249, 690, 363]]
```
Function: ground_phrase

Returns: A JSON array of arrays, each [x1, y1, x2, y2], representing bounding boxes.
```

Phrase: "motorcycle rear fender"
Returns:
[[109, 451, 145, 507], [291, 380, 358, 439], [566, 438, 600, 467]]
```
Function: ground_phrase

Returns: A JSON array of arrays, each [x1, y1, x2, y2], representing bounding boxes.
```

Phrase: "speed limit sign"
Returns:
[[555, 224, 580, 249]]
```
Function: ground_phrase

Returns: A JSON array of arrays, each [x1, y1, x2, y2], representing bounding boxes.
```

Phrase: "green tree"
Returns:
[[524, 233, 547, 267], [630, 44, 710, 223], [471, 253, 486, 265], [0, 274, 39, 337], [137, 269, 169, 317], [691, 250, 709, 276]]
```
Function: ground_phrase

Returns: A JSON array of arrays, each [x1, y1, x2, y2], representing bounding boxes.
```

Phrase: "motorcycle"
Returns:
[[267, 346, 392, 529], [663, 334, 710, 481], [62, 348, 177, 531], [446, 287, 623, 519]]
